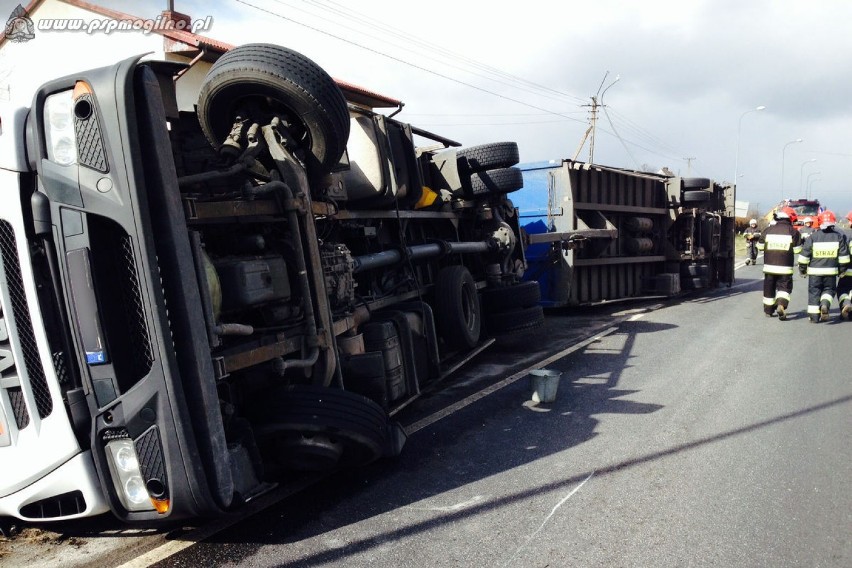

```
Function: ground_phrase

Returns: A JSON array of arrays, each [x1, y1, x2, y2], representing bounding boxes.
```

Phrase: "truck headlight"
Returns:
[[43, 90, 77, 166], [105, 438, 154, 512]]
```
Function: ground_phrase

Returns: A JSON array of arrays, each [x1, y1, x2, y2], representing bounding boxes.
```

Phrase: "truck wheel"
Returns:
[[481, 281, 541, 312], [457, 142, 519, 172], [484, 305, 545, 335], [197, 43, 350, 173], [683, 263, 710, 278], [434, 266, 481, 351], [683, 190, 713, 203], [468, 167, 524, 196], [683, 177, 711, 189], [681, 276, 707, 290], [253, 385, 388, 472]]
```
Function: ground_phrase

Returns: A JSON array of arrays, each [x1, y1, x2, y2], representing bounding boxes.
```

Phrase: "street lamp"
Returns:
[[589, 73, 620, 163], [799, 158, 817, 194], [805, 171, 820, 196], [733, 105, 766, 189], [781, 138, 803, 198], [807, 177, 821, 199]]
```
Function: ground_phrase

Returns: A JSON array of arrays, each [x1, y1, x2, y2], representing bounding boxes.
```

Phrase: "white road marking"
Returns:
[[500, 471, 595, 568], [113, 476, 323, 568], [405, 327, 619, 435], [406, 494, 487, 512]]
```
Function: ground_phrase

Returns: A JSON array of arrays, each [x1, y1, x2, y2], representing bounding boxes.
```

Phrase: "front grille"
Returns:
[[19, 490, 86, 519], [135, 426, 167, 495], [116, 236, 155, 376], [52, 351, 70, 386], [7, 387, 29, 429], [74, 93, 108, 173], [88, 217, 154, 393], [0, 220, 53, 420]]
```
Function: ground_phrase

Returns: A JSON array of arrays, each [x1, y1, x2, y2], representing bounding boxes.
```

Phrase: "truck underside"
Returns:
[[0, 45, 543, 523]]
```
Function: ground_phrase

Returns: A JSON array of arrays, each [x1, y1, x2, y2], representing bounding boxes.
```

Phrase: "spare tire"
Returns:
[[484, 305, 545, 335], [683, 177, 711, 189], [457, 142, 519, 172], [683, 190, 713, 203], [468, 167, 524, 196], [197, 44, 350, 173], [481, 281, 541, 312]]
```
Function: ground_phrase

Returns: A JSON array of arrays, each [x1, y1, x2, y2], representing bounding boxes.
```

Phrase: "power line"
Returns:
[[300, 0, 589, 105], [235, 0, 589, 123], [234, 0, 693, 170]]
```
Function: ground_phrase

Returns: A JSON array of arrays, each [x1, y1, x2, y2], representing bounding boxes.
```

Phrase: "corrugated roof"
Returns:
[[57, 0, 401, 108]]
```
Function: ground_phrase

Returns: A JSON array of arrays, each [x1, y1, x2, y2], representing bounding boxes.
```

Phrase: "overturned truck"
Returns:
[[516, 161, 735, 306], [0, 44, 542, 523]]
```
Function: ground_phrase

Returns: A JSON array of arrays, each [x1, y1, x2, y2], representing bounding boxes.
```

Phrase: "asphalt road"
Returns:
[[2, 261, 850, 567], [152, 263, 851, 567]]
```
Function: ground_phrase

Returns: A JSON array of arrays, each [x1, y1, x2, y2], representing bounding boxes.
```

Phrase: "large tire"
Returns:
[[481, 281, 541, 313], [683, 190, 713, 203], [252, 385, 388, 472], [484, 305, 545, 335], [197, 44, 350, 173], [457, 142, 519, 172], [434, 266, 481, 351], [683, 177, 711, 189], [468, 167, 524, 197]]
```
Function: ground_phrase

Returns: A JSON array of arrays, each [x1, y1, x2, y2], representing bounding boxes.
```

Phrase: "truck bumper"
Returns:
[[0, 451, 109, 521]]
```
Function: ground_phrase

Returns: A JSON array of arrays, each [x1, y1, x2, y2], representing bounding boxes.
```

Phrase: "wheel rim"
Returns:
[[231, 95, 311, 153]]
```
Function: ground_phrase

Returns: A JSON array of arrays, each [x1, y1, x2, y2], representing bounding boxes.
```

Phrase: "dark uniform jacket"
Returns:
[[757, 219, 802, 275], [798, 227, 850, 276], [743, 226, 760, 241]]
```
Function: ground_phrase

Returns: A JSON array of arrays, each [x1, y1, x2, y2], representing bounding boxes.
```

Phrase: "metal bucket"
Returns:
[[530, 369, 562, 403]]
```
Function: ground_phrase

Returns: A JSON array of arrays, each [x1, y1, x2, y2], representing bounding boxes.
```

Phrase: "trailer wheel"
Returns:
[[683, 190, 713, 203], [681, 276, 707, 290], [468, 167, 524, 196], [683, 177, 711, 189], [253, 385, 388, 472], [484, 305, 545, 335], [457, 142, 519, 172], [197, 43, 350, 173], [435, 266, 481, 351], [481, 281, 541, 312], [683, 263, 711, 278]]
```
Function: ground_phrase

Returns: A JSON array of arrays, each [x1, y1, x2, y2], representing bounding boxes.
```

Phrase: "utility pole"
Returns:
[[572, 72, 618, 164], [572, 97, 598, 162], [683, 157, 696, 175]]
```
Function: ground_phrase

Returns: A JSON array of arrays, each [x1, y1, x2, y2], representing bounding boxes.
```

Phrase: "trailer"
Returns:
[[514, 160, 736, 306], [0, 44, 543, 524]]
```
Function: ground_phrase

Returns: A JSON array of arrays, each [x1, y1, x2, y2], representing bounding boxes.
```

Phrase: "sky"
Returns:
[[4, 0, 852, 217]]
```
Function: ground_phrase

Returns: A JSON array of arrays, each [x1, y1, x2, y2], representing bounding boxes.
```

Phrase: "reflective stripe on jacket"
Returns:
[[798, 227, 850, 276], [758, 219, 803, 275]]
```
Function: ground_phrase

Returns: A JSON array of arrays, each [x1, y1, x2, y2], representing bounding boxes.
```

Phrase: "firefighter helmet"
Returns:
[[749, 218, 757, 227], [775, 207, 796, 222], [820, 210, 837, 229]]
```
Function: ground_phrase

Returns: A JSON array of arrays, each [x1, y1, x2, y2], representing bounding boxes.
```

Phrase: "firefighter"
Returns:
[[797, 210, 850, 322], [757, 207, 802, 320], [838, 268, 852, 320], [743, 218, 760, 265]]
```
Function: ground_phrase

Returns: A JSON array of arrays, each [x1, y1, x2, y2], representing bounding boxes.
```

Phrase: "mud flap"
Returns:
[[384, 421, 408, 458]]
